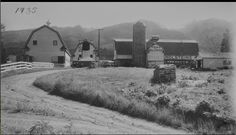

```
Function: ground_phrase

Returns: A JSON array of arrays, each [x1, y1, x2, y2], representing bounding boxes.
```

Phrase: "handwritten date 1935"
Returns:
[[15, 7, 37, 14]]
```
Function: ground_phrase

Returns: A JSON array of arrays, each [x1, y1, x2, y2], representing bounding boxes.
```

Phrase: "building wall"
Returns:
[[133, 22, 146, 67], [73, 43, 96, 61], [147, 48, 164, 68], [202, 57, 232, 69], [64, 51, 71, 67], [25, 27, 65, 62]]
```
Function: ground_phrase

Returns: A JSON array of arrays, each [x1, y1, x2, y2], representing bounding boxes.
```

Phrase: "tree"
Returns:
[[1, 24, 7, 64], [0, 42, 7, 64], [1, 24, 6, 32], [221, 29, 232, 52]]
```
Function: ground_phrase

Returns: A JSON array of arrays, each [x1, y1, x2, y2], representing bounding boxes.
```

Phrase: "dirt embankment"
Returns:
[[1, 69, 188, 134]]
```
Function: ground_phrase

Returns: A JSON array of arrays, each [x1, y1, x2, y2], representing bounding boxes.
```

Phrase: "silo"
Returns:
[[132, 21, 146, 67]]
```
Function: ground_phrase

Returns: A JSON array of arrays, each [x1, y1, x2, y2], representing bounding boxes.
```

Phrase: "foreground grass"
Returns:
[[33, 67, 236, 134]]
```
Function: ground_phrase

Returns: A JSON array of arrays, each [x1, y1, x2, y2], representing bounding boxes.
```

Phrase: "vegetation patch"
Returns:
[[33, 67, 236, 134]]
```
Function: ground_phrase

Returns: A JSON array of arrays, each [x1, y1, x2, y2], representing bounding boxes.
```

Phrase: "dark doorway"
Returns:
[[58, 56, 65, 64], [82, 41, 90, 51], [29, 56, 33, 62], [197, 60, 202, 68]]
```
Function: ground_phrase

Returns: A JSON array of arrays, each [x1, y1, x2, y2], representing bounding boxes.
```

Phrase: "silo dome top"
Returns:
[[134, 21, 146, 27], [151, 35, 160, 41]]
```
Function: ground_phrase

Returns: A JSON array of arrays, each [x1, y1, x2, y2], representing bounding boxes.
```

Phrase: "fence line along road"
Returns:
[[1, 61, 54, 73]]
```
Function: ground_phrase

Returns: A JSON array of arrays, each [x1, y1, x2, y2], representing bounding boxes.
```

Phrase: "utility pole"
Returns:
[[97, 28, 103, 60]]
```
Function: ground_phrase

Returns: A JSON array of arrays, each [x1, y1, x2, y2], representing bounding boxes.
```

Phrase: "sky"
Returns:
[[1, 2, 236, 31]]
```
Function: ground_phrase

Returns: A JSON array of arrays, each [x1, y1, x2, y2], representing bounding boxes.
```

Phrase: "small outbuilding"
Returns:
[[72, 39, 97, 67], [146, 36, 164, 68], [200, 53, 232, 70]]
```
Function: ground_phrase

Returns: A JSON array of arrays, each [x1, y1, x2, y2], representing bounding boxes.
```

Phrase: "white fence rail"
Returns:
[[1, 61, 54, 73]]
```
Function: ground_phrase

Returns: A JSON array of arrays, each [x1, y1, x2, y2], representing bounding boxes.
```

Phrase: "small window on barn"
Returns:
[[82, 41, 90, 51], [33, 40, 37, 45], [53, 40, 58, 46], [90, 55, 93, 58], [79, 54, 82, 58]]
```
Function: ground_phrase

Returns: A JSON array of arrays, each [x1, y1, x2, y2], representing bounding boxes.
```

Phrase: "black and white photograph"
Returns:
[[1, 2, 236, 134]]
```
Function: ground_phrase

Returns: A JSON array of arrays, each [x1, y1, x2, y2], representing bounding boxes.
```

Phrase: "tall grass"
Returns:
[[33, 67, 236, 134]]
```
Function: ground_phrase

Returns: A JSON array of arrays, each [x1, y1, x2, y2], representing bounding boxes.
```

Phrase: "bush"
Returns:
[[195, 82, 208, 88], [28, 121, 55, 135], [195, 100, 215, 114], [145, 90, 157, 97], [155, 95, 170, 108], [178, 81, 189, 88], [181, 75, 199, 80]]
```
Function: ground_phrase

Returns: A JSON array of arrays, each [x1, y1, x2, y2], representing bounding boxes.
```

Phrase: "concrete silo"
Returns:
[[132, 21, 146, 67]]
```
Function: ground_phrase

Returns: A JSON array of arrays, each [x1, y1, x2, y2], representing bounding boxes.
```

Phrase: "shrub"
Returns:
[[195, 82, 208, 88], [28, 120, 55, 135], [217, 88, 225, 94], [155, 95, 170, 108], [178, 81, 189, 88], [195, 100, 215, 114], [145, 90, 157, 97], [218, 79, 224, 84], [181, 75, 199, 80]]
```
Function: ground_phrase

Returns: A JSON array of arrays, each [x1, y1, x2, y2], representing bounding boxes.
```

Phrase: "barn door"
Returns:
[[58, 56, 65, 64]]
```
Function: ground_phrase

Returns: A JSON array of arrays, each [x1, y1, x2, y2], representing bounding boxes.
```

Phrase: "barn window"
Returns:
[[79, 54, 82, 58], [33, 40, 37, 45], [90, 55, 93, 58], [82, 41, 90, 51], [53, 40, 58, 46]]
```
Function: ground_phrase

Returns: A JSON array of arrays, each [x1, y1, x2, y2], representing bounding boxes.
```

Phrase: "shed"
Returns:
[[201, 53, 232, 70]]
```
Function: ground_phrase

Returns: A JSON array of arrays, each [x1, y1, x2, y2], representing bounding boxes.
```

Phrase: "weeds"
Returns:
[[178, 81, 189, 88], [28, 120, 55, 135], [33, 68, 236, 134]]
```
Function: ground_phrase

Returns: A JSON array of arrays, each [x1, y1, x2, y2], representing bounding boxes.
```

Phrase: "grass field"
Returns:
[[33, 67, 236, 134]]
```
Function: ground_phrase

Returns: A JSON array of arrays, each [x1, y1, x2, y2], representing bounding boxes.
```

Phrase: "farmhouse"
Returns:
[[71, 39, 97, 67], [24, 25, 71, 67], [114, 21, 199, 68]]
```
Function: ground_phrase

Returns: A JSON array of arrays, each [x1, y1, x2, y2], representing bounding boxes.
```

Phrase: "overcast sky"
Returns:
[[1, 2, 236, 31]]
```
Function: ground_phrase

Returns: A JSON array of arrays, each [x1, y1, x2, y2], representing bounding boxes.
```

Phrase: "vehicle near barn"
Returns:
[[100, 60, 115, 67]]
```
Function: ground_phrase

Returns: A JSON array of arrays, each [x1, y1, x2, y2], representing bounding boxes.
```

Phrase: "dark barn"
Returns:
[[113, 39, 133, 67], [147, 39, 199, 67], [113, 39, 199, 67]]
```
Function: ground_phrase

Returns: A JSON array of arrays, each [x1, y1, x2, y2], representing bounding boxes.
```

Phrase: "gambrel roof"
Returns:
[[24, 25, 71, 56], [72, 40, 97, 56]]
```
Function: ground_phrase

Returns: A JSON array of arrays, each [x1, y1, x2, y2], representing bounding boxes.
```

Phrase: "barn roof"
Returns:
[[114, 39, 132, 55], [24, 25, 71, 56], [114, 38, 199, 56], [72, 40, 97, 56], [155, 41, 199, 56]]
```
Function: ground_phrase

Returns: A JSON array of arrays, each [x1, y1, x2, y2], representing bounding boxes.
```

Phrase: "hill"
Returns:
[[1, 18, 232, 60]]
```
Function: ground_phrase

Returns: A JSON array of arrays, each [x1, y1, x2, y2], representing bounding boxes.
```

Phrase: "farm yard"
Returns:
[[33, 67, 236, 134]]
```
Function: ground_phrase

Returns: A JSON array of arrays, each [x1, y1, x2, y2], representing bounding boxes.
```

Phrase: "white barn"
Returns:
[[24, 25, 71, 67], [72, 39, 97, 67]]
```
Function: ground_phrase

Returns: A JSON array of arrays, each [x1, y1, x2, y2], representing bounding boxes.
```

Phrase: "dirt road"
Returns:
[[1, 69, 188, 134]]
